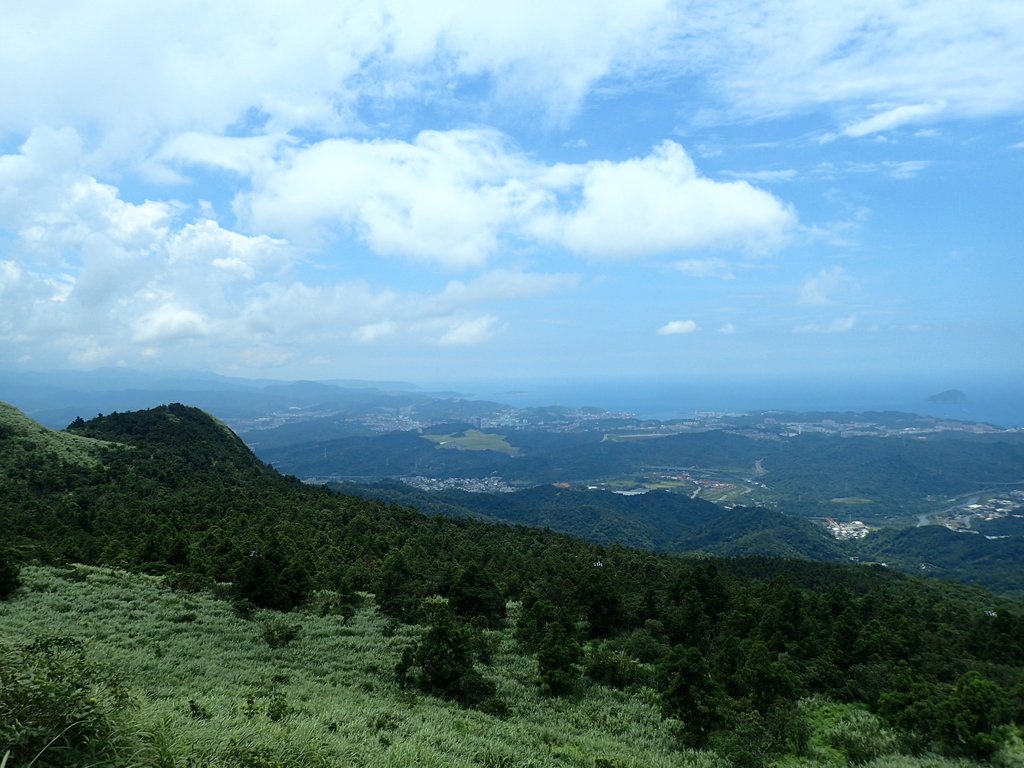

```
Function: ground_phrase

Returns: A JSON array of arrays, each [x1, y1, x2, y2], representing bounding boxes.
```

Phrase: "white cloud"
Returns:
[[0, 1, 1019, 174], [794, 315, 857, 334], [685, 2, 1024, 126], [810, 160, 931, 180], [885, 161, 932, 180], [532, 141, 796, 258], [840, 101, 948, 138], [657, 319, 698, 335], [155, 132, 294, 177], [718, 323, 736, 335], [799, 267, 853, 305], [354, 321, 397, 343], [439, 315, 500, 346], [672, 258, 735, 279], [240, 135, 795, 268], [237, 129, 539, 269], [133, 306, 210, 343], [0, 1, 676, 157], [720, 169, 798, 183], [438, 270, 580, 305], [0, 135, 585, 367]]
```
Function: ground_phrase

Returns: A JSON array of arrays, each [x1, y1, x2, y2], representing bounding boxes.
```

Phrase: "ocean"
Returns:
[[446, 375, 1024, 429]]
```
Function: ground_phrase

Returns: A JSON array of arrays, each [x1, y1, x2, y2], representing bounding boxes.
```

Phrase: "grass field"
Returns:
[[2, 565, 1017, 768], [423, 430, 520, 456], [1, 565, 684, 767]]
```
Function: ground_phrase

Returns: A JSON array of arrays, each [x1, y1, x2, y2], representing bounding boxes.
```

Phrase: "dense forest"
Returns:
[[2, 402, 1023, 766], [336, 479, 1024, 597]]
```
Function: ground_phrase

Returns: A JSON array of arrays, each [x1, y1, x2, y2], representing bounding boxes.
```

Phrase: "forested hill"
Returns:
[[3, 403, 1024, 765], [340, 480, 843, 561]]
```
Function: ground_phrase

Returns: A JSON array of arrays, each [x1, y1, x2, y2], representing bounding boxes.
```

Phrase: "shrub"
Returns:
[[0, 636, 134, 767], [0, 553, 21, 600], [826, 710, 899, 764], [261, 618, 302, 648], [584, 644, 650, 689]]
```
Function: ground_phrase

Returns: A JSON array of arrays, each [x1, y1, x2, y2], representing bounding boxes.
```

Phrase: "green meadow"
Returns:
[[4, 564, 1020, 768], [423, 430, 520, 456]]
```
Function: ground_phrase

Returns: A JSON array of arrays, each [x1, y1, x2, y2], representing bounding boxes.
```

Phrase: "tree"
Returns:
[[396, 597, 496, 707], [449, 562, 505, 627], [658, 645, 727, 748], [938, 672, 1011, 759], [233, 547, 307, 612], [537, 620, 580, 696]]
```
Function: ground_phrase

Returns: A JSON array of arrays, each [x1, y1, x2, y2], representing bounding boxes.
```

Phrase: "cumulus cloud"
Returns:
[[657, 319, 698, 335], [238, 135, 795, 268], [793, 316, 857, 334], [799, 267, 853, 305], [2, 1, 1017, 377], [0, 133, 586, 367], [236, 130, 538, 269], [533, 142, 795, 258]]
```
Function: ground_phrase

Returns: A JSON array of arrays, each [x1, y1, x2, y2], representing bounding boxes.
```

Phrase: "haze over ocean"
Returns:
[[450, 375, 1024, 428]]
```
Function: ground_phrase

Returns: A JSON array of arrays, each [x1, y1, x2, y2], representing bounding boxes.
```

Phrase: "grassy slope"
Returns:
[[2, 566, 684, 768], [0, 401, 109, 468], [4, 566, 1017, 768]]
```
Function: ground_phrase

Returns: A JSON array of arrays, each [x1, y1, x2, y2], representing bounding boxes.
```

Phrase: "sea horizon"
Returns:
[[437, 374, 1024, 429]]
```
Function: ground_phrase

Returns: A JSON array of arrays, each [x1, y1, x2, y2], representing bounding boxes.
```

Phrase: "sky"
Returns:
[[1, 1, 1022, 387]]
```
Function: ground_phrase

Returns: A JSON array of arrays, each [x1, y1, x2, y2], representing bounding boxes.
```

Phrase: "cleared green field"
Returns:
[[423, 429, 519, 456]]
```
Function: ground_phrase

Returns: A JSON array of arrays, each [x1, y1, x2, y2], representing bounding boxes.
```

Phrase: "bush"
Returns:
[[0, 636, 135, 767], [827, 710, 899, 764], [261, 618, 302, 648], [0, 553, 21, 600], [584, 644, 650, 689]]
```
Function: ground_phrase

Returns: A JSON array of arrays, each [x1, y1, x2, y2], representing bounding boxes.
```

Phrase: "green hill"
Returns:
[[2, 403, 1023, 767], [341, 481, 844, 561]]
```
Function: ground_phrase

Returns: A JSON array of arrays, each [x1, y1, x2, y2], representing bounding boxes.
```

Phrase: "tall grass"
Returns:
[[1, 566, 686, 767], [2, 565, 1019, 768]]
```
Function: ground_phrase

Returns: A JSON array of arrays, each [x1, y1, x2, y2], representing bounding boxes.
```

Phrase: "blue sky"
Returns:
[[1, 1, 1022, 386]]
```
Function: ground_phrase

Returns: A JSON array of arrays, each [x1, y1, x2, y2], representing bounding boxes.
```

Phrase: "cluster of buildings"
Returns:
[[823, 517, 871, 540]]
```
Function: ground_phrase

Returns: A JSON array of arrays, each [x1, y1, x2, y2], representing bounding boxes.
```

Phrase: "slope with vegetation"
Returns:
[[1, 403, 1023, 767]]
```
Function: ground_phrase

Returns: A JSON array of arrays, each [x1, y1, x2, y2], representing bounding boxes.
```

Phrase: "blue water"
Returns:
[[442, 375, 1024, 429]]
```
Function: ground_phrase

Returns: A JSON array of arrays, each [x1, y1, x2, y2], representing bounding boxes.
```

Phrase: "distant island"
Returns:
[[927, 389, 968, 404]]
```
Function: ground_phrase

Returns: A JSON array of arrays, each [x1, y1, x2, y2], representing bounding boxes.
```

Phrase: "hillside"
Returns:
[[2, 403, 1024, 766], [0, 400, 108, 469], [341, 481, 843, 562]]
